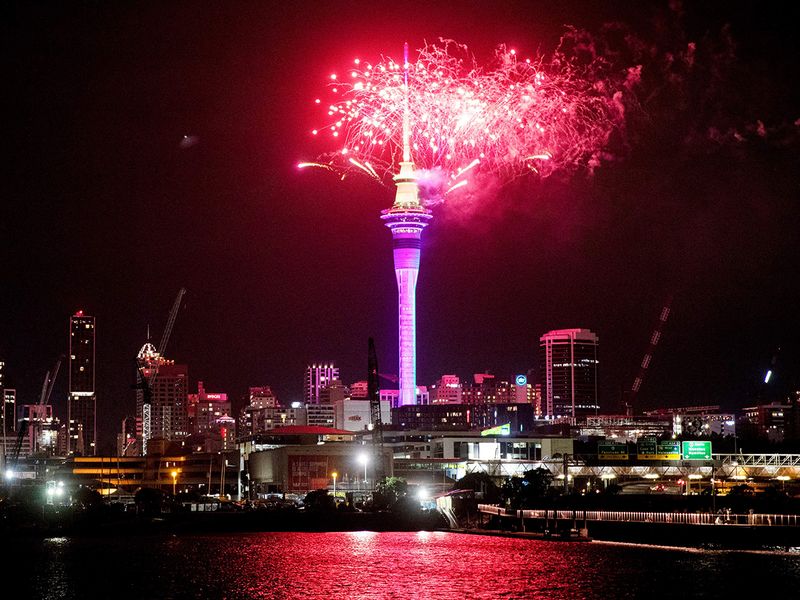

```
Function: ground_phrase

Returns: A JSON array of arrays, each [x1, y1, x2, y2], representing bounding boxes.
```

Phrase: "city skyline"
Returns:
[[5, 1, 799, 450]]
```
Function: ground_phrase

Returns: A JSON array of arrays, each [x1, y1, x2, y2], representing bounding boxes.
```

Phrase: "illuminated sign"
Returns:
[[598, 442, 628, 460], [515, 374, 527, 386], [637, 439, 681, 460], [481, 423, 511, 436], [682, 441, 712, 460]]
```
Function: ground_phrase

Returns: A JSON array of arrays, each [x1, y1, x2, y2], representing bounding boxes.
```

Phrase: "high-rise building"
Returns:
[[19, 404, 60, 457], [248, 386, 279, 409], [306, 404, 335, 428], [2, 388, 16, 436], [462, 373, 497, 405], [188, 381, 231, 436], [379, 386, 429, 409], [68, 311, 96, 455], [381, 126, 432, 407], [135, 342, 189, 454], [303, 363, 339, 405], [319, 379, 349, 405], [431, 375, 462, 404], [539, 328, 599, 419], [349, 381, 369, 399]]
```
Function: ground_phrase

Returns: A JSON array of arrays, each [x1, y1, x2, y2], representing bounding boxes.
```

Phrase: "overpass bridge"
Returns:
[[395, 453, 800, 492]]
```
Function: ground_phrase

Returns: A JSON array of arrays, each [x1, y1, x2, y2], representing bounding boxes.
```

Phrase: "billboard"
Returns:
[[682, 441, 712, 460], [637, 439, 681, 460], [598, 442, 628, 460], [481, 423, 511, 436]]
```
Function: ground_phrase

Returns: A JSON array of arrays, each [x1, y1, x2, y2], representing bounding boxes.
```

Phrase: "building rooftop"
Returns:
[[268, 425, 354, 436]]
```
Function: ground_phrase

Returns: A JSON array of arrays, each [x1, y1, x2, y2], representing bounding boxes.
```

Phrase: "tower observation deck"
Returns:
[[381, 158, 431, 407]]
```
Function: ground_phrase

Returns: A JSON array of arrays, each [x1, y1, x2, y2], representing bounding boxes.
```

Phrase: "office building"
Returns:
[[135, 342, 189, 453], [303, 363, 339, 405], [539, 328, 599, 419], [430, 375, 462, 404], [68, 311, 96, 455]]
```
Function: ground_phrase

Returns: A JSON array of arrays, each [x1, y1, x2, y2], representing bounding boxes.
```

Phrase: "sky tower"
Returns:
[[380, 43, 432, 407]]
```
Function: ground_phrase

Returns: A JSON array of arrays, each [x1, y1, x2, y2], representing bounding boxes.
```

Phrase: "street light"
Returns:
[[171, 470, 178, 496], [332, 472, 338, 497], [358, 453, 369, 483]]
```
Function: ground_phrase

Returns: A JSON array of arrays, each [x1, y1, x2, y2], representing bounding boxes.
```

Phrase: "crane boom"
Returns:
[[139, 287, 186, 455], [157, 288, 186, 373], [12, 356, 62, 467], [626, 295, 673, 415]]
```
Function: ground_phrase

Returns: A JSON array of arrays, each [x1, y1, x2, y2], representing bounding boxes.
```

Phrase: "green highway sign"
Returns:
[[598, 443, 628, 460], [682, 441, 712, 460], [637, 440, 681, 460]]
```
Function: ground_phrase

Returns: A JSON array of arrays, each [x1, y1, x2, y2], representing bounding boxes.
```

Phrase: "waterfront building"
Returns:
[[68, 311, 96, 455], [539, 328, 599, 419], [243, 426, 390, 497], [303, 363, 339, 405]]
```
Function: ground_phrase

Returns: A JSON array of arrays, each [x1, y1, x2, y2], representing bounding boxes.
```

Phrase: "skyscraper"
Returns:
[[539, 328, 599, 419], [68, 311, 96, 455], [136, 342, 189, 454], [380, 123, 432, 407], [303, 363, 339, 405]]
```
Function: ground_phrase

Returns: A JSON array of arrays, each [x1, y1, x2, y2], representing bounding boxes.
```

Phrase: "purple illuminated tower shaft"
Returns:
[[381, 159, 432, 407]]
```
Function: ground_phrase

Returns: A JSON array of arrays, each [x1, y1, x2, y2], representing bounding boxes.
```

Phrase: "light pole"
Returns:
[[332, 472, 338, 498], [171, 470, 178, 496], [358, 453, 369, 485]]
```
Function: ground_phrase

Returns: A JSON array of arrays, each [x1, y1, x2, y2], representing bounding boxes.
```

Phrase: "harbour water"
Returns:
[[11, 531, 800, 599]]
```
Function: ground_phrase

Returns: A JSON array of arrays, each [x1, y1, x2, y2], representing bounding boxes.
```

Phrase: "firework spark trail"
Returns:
[[308, 39, 621, 202]]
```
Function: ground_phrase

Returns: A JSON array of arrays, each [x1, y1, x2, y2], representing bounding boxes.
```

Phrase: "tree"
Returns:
[[373, 477, 408, 510], [303, 489, 335, 512], [454, 473, 501, 504], [501, 468, 554, 509]]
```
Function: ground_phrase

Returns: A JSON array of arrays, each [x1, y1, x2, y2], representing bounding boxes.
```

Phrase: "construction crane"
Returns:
[[368, 337, 386, 483], [625, 295, 673, 416], [10, 356, 62, 468], [137, 287, 186, 455]]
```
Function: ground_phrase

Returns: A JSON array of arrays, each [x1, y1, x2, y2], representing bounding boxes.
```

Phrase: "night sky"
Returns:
[[5, 1, 799, 451]]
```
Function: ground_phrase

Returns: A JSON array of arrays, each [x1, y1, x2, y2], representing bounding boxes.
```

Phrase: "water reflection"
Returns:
[[10, 532, 800, 599]]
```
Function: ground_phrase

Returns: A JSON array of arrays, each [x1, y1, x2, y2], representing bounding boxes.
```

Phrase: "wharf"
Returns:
[[444, 527, 591, 542]]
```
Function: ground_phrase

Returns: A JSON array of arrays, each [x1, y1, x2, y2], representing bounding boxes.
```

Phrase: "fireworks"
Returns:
[[303, 39, 620, 202]]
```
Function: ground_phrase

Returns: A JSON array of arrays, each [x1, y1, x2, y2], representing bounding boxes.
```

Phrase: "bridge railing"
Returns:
[[476, 504, 800, 527]]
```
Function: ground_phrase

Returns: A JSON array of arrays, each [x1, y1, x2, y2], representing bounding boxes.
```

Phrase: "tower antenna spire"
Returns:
[[391, 42, 420, 209], [402, 41, 411, 163]]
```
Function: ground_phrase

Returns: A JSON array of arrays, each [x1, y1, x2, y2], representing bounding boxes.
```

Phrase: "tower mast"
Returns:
[[380, 43, 432, 407]]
